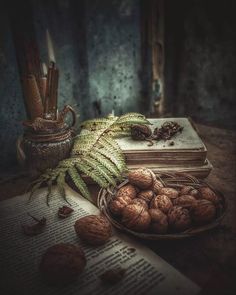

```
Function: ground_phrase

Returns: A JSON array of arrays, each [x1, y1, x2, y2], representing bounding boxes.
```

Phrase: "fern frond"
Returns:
[[114, 113, 151, 125], [56, 172, 70, 204], [67, 166, 92, 201], [89, 151, 121, 180], [80, 117, 117, 131], [46, 180, 52, 206], [75, 162, 109, 188], [82, 157, 116, 186], [94, 146, 125, 173]]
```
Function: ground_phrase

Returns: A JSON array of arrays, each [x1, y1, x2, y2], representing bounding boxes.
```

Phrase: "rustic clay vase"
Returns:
[[17, 105, 76, 173]]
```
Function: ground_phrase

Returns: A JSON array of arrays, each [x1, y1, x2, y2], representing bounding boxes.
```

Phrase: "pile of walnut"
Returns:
[[108, 168, 222, 234]]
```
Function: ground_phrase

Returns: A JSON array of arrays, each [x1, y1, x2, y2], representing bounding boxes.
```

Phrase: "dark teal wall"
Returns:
[[0, 0, 236, 169]]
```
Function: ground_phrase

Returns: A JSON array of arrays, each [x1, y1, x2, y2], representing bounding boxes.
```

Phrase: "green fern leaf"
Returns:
[[67, 166, 91, 201], [56, 172, 70, 204], [89, 151, 121, 180], [75, 162, 109, 188], [82, 157, 116, 186]]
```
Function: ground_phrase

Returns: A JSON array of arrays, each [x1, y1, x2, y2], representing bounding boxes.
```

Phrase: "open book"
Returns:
[[0, 187, 200, 295]]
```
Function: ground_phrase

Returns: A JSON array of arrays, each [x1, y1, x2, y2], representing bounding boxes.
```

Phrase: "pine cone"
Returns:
[[131, 124, 152, 140]]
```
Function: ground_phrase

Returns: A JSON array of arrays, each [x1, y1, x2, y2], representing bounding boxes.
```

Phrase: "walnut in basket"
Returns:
[[191, 199, 216, 225], [128, 168, 153, 189], [122, 203, 151, 232], [116, 184, 137, 199], [150, 195, 173, 214], [180, 186, 200, 199], [168, 206, 191, 232], [199, 187, 220, 205], [158, 187, 179, 200], [137, 189, 154, 204], [109, 195, 133, 216], [130, 198, 149, 210], [149, 209, 168, 234], [173, 195, 197, 209]]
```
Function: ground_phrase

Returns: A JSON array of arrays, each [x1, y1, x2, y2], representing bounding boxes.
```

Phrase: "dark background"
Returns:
[[0, 0, 236, 169]]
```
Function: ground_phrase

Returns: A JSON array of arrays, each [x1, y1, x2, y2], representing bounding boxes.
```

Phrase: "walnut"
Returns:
[[173, 195, 197, 209], [150, 195, 173, 213], [180, 186, 200, 199], [128, 168, 153, 189], [199, 187, 220, 205], [116, 184, 137, 199], [149, 209, 168, 234], [168, 206, 191, 232], [158, 187, 179, 200], [137, 189, 154, 204], [130, 198, 149, 210], [40, 243, 86, 286], [109, 195, 132, 216], [191, 199, 216, 225], [152, 179, 164, 194], [122, 203, 151, 232], [74, 215, 112, 245]]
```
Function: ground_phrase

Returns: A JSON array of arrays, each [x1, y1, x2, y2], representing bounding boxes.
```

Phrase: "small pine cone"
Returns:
[[158, 187, 179, 200], [137, 189, 154, 204], [109, 195, 132, 216], [152, 179, 164, 194], [199, 187, 220, 205], [74, 215, 112, 245], [150, 195, 173, 214], [149, 209, 168, 234], [122, 203, 151, 232], [173, 195, 197, 209], [130, 198, 149, 210], [116, 184, 137, 199], [191, 199, 216, 225], [180, 186, 200, 199], [168, 206, 191, 232], [128, 168, 153, 189]]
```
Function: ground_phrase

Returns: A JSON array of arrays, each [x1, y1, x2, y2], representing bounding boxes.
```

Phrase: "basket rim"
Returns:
[[97, 171, 227, 240]]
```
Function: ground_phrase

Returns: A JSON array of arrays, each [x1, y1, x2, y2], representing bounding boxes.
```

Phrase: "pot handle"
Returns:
[[16, 135, 26, 166], [60, 105, 77, 128]]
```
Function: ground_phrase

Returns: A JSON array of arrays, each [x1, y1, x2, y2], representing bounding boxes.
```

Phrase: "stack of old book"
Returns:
[[116, 118, 212, 178]]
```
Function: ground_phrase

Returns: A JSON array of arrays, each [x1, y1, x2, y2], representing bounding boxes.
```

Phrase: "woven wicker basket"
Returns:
[[97, 171, 227, 240]]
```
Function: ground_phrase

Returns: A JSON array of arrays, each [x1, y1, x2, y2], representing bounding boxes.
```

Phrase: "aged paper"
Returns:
[[0, 187, 200, 295]]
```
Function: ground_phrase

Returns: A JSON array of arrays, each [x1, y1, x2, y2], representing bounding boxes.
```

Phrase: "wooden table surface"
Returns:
[[0, 123, 235, 294]]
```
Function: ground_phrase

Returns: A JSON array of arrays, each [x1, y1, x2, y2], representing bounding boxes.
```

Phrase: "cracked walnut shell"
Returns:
[[158, 187, 179, 200], [191, 199, 216, 225], [122, 203, 151, 232], [168, 206, 191, 232], [128, 168, 153, 189], [149, 209, 168, 234], [150, 195, 173, 214], [74, 215, 112, 245], [40, 243, 86, 286]]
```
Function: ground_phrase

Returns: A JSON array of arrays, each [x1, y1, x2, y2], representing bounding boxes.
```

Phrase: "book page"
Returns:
[[0, 187, 200, 295]]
